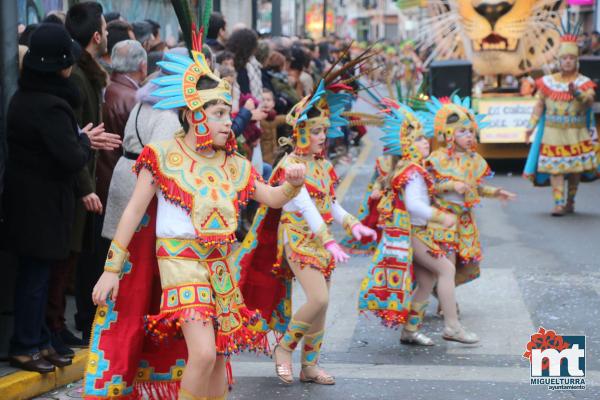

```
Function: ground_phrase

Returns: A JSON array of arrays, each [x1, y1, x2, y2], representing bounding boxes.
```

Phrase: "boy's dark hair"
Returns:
[[104, 11, 120, 24], [66, 1, 104, 48], [290, 46, 308, 71], [226, 28, 258, 70], [216, 50, 234, 65], [262, 87, 274, 97], [132, 21, 153, 44], [107, 20, 133, 54], [179, 77, 222, 132], [145, 19, 161, 37], [207, 13, 226, 40], [43, 14, 64, 25]]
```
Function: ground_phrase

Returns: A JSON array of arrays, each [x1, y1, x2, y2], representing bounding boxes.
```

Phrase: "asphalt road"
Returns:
[[36, 94, 600, 400]]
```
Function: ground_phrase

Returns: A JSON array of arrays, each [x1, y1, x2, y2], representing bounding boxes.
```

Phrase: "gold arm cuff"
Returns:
[[479, 185, 500, 198], [342, 214, 360, 236], [435, 181, 456, 193], [104, 240, 128, 274], [281, 181, 303, 200], [430, 208, 448, 225], [526, 115, 540, 130], [315, 223, 334, 245]]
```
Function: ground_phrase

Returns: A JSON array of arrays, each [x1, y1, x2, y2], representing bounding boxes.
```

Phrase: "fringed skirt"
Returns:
[[146, 238, 267, 355], [278, 215, 335, 280], [358, 226, 413, 329]]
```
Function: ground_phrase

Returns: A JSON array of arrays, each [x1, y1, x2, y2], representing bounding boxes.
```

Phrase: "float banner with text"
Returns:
[[478, 97, 537, 143]]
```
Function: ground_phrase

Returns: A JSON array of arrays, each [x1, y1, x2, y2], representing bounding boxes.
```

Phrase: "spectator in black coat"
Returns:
[[3, 23, 119, 374]]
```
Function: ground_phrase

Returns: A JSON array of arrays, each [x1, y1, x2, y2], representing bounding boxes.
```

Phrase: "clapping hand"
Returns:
[[82, 123, 121, 151]]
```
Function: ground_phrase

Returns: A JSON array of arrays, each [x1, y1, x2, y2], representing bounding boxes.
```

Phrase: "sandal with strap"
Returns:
[[273, 344, 293, 384], [300, 367, 335, 385], [551, 205, 566, 217], [442, 325, 479, 344], [400, 329, 435, 346]]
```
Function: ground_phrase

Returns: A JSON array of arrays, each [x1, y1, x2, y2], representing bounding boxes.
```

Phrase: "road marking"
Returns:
[[448, 268, 536, 356], [229, 361, 600, 385], [335, 135, 373, 203]]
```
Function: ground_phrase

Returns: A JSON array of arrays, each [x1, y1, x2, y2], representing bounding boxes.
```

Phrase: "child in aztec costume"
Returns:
[[422, 96, 516, 288], [357, 98, 479, 345], [85, 2, 307, 399], [235, 50, 378, 385], [524, 20, 598, 216]]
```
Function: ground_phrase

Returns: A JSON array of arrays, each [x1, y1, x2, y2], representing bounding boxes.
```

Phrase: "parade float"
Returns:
[[416, 0, 598, 159]]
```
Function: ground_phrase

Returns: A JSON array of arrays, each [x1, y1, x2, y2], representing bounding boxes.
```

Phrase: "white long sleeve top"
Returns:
[[282, 186, 350, 242], [404, 172, 435, 227]]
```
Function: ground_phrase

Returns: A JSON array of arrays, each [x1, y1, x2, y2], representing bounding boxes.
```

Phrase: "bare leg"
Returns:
[[550, 174, 566, 215], [180, 320, 217, 397], [411, 238, 459, 329], [411, 238, 478, 343], [206, 355, 227, 397], [566, 173, 581, 213], [400, 262, 436, 346], [300, 281, 334, 383], [274, 246, 330, 381], [412, 263, 436, 304]]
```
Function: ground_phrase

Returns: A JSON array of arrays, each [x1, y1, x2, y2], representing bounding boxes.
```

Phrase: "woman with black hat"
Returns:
[[3, 23, 120, 373]]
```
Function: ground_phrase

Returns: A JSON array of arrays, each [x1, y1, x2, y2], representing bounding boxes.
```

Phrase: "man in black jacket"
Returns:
[[4, 23, 92, 374]]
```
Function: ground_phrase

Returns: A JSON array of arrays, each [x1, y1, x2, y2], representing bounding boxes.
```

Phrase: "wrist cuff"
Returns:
[[104, 240, 128, 274], [315, 223, 334, 245], [430, 209, 447, 225], [282, 181, 303, 200], [342, 214, 360, 236]]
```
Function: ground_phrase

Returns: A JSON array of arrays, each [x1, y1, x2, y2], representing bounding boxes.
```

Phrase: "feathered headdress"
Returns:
[[152, 0, 234, 152], [418, 94, 488, 153], [379, 98, 430, 162], [285, 44, 376, 155], [556, 18, 583, 57]]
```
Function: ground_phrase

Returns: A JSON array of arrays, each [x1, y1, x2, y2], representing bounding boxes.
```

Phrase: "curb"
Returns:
[[0, 350, 88, 400]]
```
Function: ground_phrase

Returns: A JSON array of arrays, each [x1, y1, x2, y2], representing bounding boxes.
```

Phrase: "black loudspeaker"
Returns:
[[579, 56, 600, 102], [428, 60, 472, 98]]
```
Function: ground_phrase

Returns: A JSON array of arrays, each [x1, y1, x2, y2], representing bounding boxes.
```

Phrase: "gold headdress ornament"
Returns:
[[152, 0, 235, 152], [557, 19, 582, 58], [421, 95, 489, 154], [285, 43, 377, 155], [379, 98, 429, 163]]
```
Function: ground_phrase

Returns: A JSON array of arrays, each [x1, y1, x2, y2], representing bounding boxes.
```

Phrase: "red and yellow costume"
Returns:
[[423, 97, 498, 285], [523, 23, 598, 209], [235, 76, 363, 368], [358, 99, 444, 328], [83, 35, 265, 399]]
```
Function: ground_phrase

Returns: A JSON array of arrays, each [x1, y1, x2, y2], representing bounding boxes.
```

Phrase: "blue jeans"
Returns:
[[10, 256, 53, 356]]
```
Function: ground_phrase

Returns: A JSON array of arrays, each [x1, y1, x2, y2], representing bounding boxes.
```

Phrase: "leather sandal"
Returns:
[[400, 329, 434, 346], [442, 325, 479, 344], [273, 344, 293, 384], [300, 366, 335, 385], [551, 205, 565, 217], [564, 202, 575, 214]]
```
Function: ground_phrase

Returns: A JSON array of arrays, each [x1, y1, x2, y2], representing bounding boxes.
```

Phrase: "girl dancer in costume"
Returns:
[[524, 21, 597, 216], [358, 99, 479, 346], [423, 96, 516, 288], [86, 4, 306, 399], [236, 50, 378, 385]]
